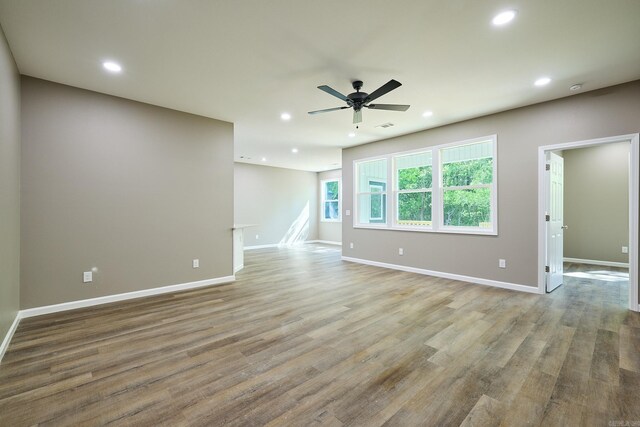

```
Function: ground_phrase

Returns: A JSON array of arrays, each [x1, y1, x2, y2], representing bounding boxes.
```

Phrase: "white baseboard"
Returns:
[[20, 275, 236, 319], [563, 257, 629, 268], [308, 240, 342, 246], [234, 264, 244, 273], [341, 256, 541, 294], [244, 244, 279, 250], [0, 312, 21, 363]]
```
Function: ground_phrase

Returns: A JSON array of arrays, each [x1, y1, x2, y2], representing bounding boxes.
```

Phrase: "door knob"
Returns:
[[561, 225, 569, 230]]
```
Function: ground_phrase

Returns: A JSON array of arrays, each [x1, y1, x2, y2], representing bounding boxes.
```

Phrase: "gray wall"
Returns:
[[234, 163, 318, 247], [564, 142, 629, 263], [318, 169, 342, 243], [21, 77, 234, 309], [343, 80, 640, 290], [0, 26, 20, 341]]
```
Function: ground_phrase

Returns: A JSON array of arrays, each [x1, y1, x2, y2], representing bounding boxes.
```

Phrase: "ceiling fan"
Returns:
[[308, 79, 410, 124]]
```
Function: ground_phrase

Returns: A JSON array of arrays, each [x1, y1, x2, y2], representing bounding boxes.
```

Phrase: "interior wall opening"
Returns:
[[538, 134, 639, 311]]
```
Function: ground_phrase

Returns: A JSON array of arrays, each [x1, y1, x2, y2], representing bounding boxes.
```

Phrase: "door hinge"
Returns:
[[545, 266, 550, 273], [545, 214, 550, 221], [545, 164, 551, 171]]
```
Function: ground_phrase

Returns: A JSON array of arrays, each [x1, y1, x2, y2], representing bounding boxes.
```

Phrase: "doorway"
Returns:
[[537, 134, 639, 311]]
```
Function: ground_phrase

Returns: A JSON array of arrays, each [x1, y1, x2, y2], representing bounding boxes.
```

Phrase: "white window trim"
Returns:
[[353, 135, 498, 235], [320, 178, 342, 222]]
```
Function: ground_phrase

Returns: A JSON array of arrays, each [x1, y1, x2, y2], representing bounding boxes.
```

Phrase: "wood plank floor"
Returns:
[[1, 245, 638, 426]]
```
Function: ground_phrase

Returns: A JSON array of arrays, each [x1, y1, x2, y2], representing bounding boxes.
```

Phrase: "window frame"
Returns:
[[353, 135, 497, 235], [320, 178, 342, 222], [368, 181, 387, 222]]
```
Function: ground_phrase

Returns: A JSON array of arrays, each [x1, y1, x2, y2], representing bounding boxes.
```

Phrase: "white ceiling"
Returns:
[[1, 0, 639, 172]]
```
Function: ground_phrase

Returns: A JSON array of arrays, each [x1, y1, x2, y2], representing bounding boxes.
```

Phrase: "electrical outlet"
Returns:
[[622, 246, 629, 254], [499, 259, 506, 269], [83, 271, 93, 283], [346, 210, 351, 216], [399, 248, 404, 256], [255, 234, 260, 240], [350, 242, 354, 249], [193, 259, 200, 268]]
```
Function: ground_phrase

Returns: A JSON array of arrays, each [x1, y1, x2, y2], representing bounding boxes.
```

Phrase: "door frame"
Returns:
[[537, 133, 639, 311], [545, 151, 565, 293]]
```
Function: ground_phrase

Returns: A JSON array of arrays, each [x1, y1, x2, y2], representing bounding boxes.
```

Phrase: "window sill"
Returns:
[[353, 224, 497, 236]]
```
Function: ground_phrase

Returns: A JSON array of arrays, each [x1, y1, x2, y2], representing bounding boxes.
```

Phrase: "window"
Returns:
[[354, 135, 496, 234], [368, 181, 386, 222], [321, 179, 341, 221], [441, 141, 494, 230], [355, 158, 388, 225], [394, 151, 432, 228]]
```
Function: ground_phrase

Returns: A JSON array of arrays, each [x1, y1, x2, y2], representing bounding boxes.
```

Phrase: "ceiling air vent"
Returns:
[[376, 122, 395, 129]]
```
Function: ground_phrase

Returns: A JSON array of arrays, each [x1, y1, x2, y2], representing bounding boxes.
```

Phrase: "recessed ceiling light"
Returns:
[[348, 132, 356, 138], [492, 10, 517, 26], [291, 148, 298, 153], [534, 77, 551, 87], [422, 111, 433, 118], [261, 157, 267, 162], [281, 112, 291, 121], [102, 61, 122, 73]]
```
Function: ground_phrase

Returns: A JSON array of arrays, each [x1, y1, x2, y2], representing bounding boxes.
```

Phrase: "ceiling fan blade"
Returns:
[[365, 79, 402, 103], [366, 104, 410, 111], [308, 106, 349, 115], [317, 85, 349, 101], [353, 109, 362, 124]]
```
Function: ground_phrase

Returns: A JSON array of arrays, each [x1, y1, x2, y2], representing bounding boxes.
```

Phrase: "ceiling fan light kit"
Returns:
[[308, 79, 410, 124]]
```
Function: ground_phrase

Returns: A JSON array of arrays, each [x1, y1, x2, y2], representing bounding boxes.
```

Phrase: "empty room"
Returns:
[[1, 1, 639, 426]]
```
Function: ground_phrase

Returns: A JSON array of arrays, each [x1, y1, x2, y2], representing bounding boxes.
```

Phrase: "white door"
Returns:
[[546, 152, 565, 292]]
